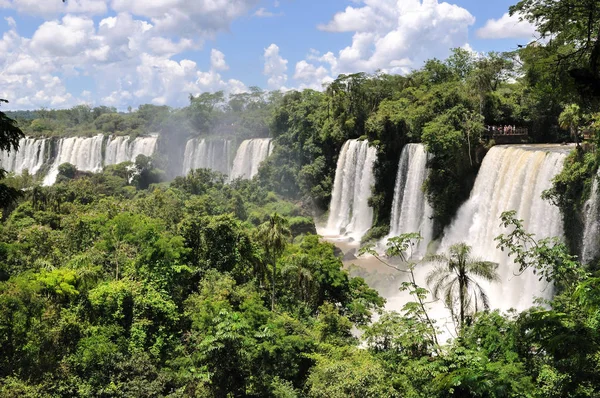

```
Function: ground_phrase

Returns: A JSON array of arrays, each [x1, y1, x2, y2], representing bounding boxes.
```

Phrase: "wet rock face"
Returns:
[[342, 248, 357, 261]]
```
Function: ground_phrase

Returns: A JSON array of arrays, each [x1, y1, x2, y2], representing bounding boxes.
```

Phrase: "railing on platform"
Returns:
[[483, 125, 529, 136]]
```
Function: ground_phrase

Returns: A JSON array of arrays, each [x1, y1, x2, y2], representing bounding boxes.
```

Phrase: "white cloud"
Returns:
[[476, 12, 537, 40], [311, 0, 475, 78], [111, 0, 259, 41], [0, 9, 249, 110], [31, 15, 96, 57], [210, 49, 229, 71], [264, 43, 288, 90], [294, 60, 332, 90], [5, 16, 16, 28], [1, 0, 107, 17], [254, 8, 283, 18]]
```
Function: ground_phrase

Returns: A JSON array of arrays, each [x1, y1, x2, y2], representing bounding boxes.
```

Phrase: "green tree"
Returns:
[[0, 99, 24, 208], [360, 233, 440, 349], [256, 213, 291, 310], [187, 91, 225, 132], [510, 0, 600, 96], [426, 243, 499, 331], [559, 103, 582, 145]]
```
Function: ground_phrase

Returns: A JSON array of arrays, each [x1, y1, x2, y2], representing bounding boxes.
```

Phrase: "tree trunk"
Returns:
[[271, 260, 276, 311], [458, 274, 466, 330]]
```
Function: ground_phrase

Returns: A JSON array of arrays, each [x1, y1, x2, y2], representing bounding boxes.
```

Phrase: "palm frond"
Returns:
[[423, 253, 448, 264], [467, 260, 500, 283], [472, 280, 491, 311]]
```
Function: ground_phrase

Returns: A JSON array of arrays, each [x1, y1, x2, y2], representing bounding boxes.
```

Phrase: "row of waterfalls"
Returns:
[[0, 136, 273, 185], [322, 139, 575, 316], [0, 135, 158, 185], [182, 137, 273, 180]]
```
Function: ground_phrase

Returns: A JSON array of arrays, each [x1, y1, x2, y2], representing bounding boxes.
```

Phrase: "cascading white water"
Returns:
[[43, 134, 105, 185], [439, 145, 569, 312], [582, 170, 600, 264], [229, 138, 272, 180], [182, 138, 232, 176], [387, 143, 434, 255], [325, 139, 377, 241], [104, 135, 158, 166], [0, 138, 48, 175]]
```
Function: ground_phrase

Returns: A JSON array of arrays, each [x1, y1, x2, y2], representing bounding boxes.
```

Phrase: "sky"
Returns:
[[0, 0, 538, 110]]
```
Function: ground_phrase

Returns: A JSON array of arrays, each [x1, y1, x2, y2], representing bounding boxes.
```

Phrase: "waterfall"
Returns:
[[105, 135, 158, 166], [325, 139, 377, 241], [43, 134, 105, 185], [0, 137, 48, 175], [439, 145, 569, 312], [182, 138, 232, 176], [582, 170, 600, 264], [229, 138, 272, 180], [388, 143, 433, 254]]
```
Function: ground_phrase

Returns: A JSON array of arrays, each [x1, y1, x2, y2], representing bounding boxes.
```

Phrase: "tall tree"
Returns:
[[426, 243, 499, 331], [559, 103, 582, 145], [0, 99, 25, 208], [511, 0, 600, 96], [255, 213, 291, 311]]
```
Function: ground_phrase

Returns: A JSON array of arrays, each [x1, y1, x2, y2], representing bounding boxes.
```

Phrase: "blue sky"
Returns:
[[0, 0, 537, 110]]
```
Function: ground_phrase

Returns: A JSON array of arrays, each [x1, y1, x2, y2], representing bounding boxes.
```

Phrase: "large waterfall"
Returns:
[[325, 139, 377, 241], [388, 143, 434, 254], [182, 138, 232, 176], [230, 138, 272, 180], [439, 145, 569, 312], [43, 135, 105, 185], [105, 135, 158, 166], [0, 138, 48, 175], [582, 170, 600, 264], [42, 134, 157, 185]]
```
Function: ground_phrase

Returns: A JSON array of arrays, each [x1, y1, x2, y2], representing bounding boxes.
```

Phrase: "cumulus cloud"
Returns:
[[476, 12, 537, 40], [264, 44, 288, 90], [210, 49, 229, 71], [301, 0, 475, 86], [0, 8, 249, 110], [1, 0, 107, 17], [111, 0, 260, 41], [31, 15, 96, 57], [293, 60, 333, 90]]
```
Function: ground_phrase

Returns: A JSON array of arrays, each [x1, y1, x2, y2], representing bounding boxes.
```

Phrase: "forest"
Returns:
[[2, 0, 600, 397]]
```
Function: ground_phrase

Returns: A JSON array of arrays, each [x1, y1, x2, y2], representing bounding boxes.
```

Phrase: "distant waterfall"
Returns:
[[440, 145, 569, 312], [105, 135, 158, 166], [582, 170, 600, 264], [182, 138, 232, 176], [43, 134, 105, 185], [0, 138, 48, 175], [230, 138, 272, 180], [325, 139, 377, 241], [388, 143, 433, 254]]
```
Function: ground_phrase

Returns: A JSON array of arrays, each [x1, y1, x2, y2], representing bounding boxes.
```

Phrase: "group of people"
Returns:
[[485, 125, 526, 135]]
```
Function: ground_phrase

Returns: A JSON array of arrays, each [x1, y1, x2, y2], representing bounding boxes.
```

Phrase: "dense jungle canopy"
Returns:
[[2, 0, 600, 397]]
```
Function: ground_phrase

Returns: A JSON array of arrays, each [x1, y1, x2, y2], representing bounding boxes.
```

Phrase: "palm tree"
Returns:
[[256, 213, 291, 311], [282, 253, 318, 306], [425, 243, 499, 330], [559, 103, 581, 146]]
